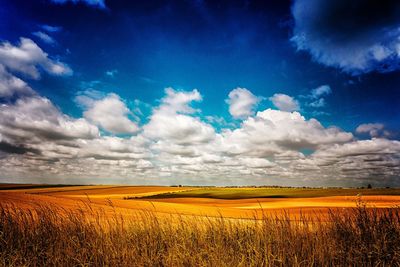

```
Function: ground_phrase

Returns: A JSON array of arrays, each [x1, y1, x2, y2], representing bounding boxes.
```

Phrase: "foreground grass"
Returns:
[[139, 187, 400, 199], [1, 202, 400, 266]]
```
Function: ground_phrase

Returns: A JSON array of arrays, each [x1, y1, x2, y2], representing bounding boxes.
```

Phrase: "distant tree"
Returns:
[[367, 184, 372, 189]]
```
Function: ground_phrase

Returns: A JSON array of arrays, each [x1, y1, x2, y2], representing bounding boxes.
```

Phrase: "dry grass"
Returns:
[[1, 201, 400, 266]]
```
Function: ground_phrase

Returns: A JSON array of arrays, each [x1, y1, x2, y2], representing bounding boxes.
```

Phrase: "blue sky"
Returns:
[[0, 0, 399, 186]]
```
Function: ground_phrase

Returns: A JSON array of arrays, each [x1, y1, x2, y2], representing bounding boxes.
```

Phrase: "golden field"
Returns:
[[1, 185, 400, 266], [1, 185, 400, 220]]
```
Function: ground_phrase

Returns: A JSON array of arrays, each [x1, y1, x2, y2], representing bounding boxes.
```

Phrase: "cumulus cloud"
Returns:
[[0, 93, 153, 182], [0, 37, 72, 98], [0, 65, 35, 98], [291, 0, 400, 74], [0, 38, 96, 149], [356, 123, 390, 138], [80, 93, 139, 134], [0, 38, 72, 79], [226, 88, 261, 119], [159, 87, 202, 114], [219, 109, 352, 157], [269, 93, 299, 112], [32, 31, 55, 44], [50, 0, 106, 9], [0, 96, 99, 145], [144, 88, 215, 145]]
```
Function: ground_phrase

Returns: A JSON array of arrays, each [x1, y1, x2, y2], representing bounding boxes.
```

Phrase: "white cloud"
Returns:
[[0, 96, 99, 145], [0, 38, 71, 79], [226, 87, 261, 119], [291, 0, 400, 74], [240, 157, 275, 168], [314, 138, 400, 159], [75, 89, 105, 107], [311, 85, 331, 98], [82, 93, 139, 134], [219, 109, 353, 157], [0, 65, 35, 98], [305, 138, 400, 181], [160, 87, 202, 114], [75, 136, 151, 160], [269, 93, 300, 112], [144, 88, 214, 145], [32, 31, 55, 44], [145, 114, 215, 145], [356, 123, 388, 138]]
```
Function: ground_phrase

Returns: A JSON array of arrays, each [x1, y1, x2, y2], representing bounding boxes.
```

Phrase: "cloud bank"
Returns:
[[0, 37, 399, 186]]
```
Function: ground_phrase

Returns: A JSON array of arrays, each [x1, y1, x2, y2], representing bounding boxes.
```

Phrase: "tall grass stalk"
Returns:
[[0, 203, 399, 266]]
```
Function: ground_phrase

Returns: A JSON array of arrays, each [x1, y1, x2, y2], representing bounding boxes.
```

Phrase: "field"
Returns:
[[1, 185, 399, 219], [1, 185, 400, 265]]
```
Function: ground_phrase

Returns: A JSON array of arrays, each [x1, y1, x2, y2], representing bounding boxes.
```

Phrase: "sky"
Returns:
[[0, 0, 399, 186]]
